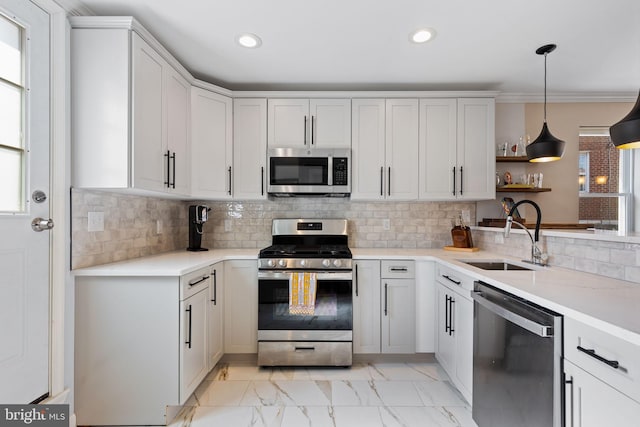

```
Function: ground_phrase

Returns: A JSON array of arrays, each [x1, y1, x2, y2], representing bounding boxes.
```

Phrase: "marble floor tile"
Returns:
[[368, 362, 443, 381], [414, 380, 468, 406], [380, 406, 476, 427], [330, 380, 384, 406], [280, 406, 336, 427], [188, 405, 283, 427], [332, 406, 383, 427], [240, 380, 331, 406], [371, 380, 424, 406], [196, 380, 250, 406]]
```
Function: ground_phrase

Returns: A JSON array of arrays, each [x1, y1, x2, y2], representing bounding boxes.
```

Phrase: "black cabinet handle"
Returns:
[[189, 275, 209, 287], [261, 166, 264, 196], [388, 167, 391, 196], [295, 346, 315, 351], [452, 166, 456, 196], [164, 150, 171, 188], [212, 269, 217, 305], [171, 152, 176, 189], [445, 295, 450, 333], [380, 167, 384, 196], [304, 115, 307, 145], [577, 346, 620, 369], [311, 115, 315, 145], [449, 297, 455, 335], [355, 264, 359, 297], [185, 304, 192, 349], [390, 267, 408, 272], [384, 283, 388, 316], [228, 166, 232, 195], [442, 274, 461, 285], [459, 166, 463, 196]]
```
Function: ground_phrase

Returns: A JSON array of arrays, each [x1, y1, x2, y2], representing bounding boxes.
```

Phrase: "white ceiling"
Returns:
[[71, 0, 640, 96]]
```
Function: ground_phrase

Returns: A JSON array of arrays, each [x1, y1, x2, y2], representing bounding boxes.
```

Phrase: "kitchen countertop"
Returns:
[[74, 247, 640, 346]]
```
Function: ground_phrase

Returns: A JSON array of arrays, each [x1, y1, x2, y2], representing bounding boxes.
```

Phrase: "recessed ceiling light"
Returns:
[[410, 28, 436, 44], [236, 33, 262, 48]]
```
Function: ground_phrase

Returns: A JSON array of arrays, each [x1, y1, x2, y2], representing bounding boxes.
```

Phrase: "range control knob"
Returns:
[[299, 259, 307, 268], [267, 259, 276, 267], [278, 259, 287, 267], [333, 259, 342, 268], [322, 259, 331, 268]]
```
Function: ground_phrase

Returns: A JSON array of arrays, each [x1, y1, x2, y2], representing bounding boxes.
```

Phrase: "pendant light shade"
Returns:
[[526, 44, 565, 162], [610, 90, 640, 149]]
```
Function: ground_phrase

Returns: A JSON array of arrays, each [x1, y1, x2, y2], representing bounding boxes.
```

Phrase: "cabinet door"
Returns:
[[224, 260, 258, 353], [309, 99, 351, 147], [207, 262, 224, 370], [415, 261, 435, 352], [353, 260, 381, 354], [267, 99, 309, 147], [436, 283, 455, 374], [565, 360, 640, 427], [454, 294, 473, 401], [351, 99, 386, 200], [381, 279, 415, 353], [180, 288, 208, 403], [191, 87, 233, 199], [418, 99, 457, 200], [165, 66, 190, 195], [385, 99, 419, 200], [457, 98, 495, 200], [131, 33, 165, 192], [233, 98, 267, 199]]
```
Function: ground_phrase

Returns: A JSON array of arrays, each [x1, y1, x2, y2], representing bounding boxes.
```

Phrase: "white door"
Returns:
[[233, 98, 267, 199], [0, 0, 50, 403], [385, 99, 419, 200], [351, 99, 386, 200], [352, 260, 381, 354], [165, 66, 190, 195], [267, 98, 309, 147], [381, 279, 416, 353], [309, 98, 351, 147]]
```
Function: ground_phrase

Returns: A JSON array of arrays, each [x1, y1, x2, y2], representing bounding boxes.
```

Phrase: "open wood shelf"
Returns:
[[496, 156, 529, 162], [496, 187, 551, 193]]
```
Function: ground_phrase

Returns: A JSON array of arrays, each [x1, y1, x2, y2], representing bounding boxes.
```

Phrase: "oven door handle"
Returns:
[[471, 291, 554, 338], [258, 271, 353, 281]]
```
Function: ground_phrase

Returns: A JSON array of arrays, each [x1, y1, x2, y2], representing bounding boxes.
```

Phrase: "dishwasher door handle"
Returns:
[[471, 291, 554, 337]]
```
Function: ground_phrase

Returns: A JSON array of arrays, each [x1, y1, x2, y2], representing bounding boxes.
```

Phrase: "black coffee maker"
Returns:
[[187, 205, 211, 251]]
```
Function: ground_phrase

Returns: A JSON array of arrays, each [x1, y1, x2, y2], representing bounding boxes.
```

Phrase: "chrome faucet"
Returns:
[[504, 199, 548, 266]]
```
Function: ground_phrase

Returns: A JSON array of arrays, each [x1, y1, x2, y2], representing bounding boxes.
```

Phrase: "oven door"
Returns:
[[258, 271, 352, 332]]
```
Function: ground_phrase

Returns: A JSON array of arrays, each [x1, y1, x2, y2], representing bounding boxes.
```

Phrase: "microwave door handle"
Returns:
[[327, 156, 333, 186]]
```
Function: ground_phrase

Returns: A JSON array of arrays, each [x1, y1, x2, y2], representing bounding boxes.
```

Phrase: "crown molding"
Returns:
[[51, 0, 94, 16], [497, 92, 637, 103]]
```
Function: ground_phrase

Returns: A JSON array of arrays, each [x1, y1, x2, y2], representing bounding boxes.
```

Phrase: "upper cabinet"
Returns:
[[419, 98, 495, 200], [191, 87, 233, 199], [233, 99, 268, 199], [267, 98, 351, 148], [351, 99, 419, 200], [71, 23, 190, 196]]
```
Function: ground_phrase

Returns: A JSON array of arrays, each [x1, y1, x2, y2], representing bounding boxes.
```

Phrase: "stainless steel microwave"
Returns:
[[267, 147, 351, 196]]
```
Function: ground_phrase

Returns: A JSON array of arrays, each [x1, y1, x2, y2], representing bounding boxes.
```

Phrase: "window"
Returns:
[[578, 127, 633, 233], [0, 14, 25, 212]]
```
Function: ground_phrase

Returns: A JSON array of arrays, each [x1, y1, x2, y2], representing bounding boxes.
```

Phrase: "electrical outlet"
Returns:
[[87, 211, 104, 232], [383, 219, 390, 230], [156, 220, 162, 234], [495, 233, 504, 244], [224, 219, 232, 232]]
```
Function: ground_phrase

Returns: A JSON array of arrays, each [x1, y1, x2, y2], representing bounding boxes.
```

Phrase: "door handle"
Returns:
[[164, 150, 171, 188], [452, 166, 456, 196], [380, 167, 384, 196], [171, 152, 176, 189], [311, 115, 315, 145], [388, 167, 391, 196], [212, 269, 217, 305], [576, 346, 620, 369], [185, 304, 192, 349], [32, 218, 54, 232], [459, 166, 463, 196], [445, 295, 450, 333], [384, 283, 388, 316], [355, 264, 359, 297], [304, 115, 308, 145], [228, 166, 232, 195], [261, 166, 264, 196], [449, 297, 455, 335]]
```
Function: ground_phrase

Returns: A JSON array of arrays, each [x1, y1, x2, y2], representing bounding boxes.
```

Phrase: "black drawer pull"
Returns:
[[442, 274, 461, 285], [577, 346, 620, 369], [294, 346, 315, 351], [189, 275, 209, 287], [390, 267, 408, 272]]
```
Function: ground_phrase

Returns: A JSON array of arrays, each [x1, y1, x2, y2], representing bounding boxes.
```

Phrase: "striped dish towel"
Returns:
[[289, 272, 317, 315]]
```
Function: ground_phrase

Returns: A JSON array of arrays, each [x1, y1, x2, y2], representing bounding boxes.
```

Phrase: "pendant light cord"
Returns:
[[543, 52, 548, 122]]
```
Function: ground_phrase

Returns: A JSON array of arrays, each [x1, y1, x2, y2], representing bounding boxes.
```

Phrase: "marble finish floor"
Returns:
[[170, 360, 477, 427]]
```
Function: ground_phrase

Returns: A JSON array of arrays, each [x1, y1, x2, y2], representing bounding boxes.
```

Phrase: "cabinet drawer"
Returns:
[[180, 268, 212, 300], [381, 260, 415, 279], [565, 317, 640, 404], [436, 263, 474, 294]]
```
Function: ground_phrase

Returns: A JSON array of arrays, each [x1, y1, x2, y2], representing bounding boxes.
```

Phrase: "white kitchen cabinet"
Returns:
[[351, 99, 418, 200], [191, 87, 233, 199], [267, 98, 351, 148], [434, 263, 474, 403], [71, 23, 190, 196], [381, 260, 416, 353], [224, 260, 258, 353], [415, 260, 436, 353], [207, 262, 224, 370], [353, 260, 382, 354], [233, 98, 268, 199], [75, 267, 211, 426], [419, 98, 495, 200]]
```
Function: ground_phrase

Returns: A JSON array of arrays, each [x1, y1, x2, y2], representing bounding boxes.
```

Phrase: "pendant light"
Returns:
[[610, 90, 640, 149], [526, 44, 566, 162]]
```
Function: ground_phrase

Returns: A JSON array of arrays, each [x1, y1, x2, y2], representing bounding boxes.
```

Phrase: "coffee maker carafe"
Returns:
[[187, 205, 211, 251]]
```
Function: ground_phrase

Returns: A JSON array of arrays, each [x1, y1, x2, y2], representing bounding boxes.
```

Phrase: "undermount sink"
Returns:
[[461, 260, 533, 271]]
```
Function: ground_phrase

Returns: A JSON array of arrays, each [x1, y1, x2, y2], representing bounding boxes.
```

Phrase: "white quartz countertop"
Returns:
[[74, 247, 640, 346]]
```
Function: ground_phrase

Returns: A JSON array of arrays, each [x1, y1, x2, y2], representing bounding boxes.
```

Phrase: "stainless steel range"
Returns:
[[257, 219, 353, 367]]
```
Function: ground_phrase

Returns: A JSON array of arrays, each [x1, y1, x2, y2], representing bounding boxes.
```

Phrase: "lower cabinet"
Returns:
[[75, 267, 212, 426], [434, 264, 474, 403], [353, 259, 415, 354], [207, 262, 224, 369], [224, 259, 258, 353]]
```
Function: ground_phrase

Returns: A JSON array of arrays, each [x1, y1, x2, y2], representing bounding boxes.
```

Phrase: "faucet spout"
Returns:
[[503, 199, 546, 265]]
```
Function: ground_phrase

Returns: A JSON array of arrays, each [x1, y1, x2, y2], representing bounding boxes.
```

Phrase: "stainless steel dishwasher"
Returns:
[[471, 281, 563, 427]]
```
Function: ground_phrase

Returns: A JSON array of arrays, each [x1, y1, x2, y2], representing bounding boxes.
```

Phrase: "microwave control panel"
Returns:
[[333, 158, 348, 185]]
